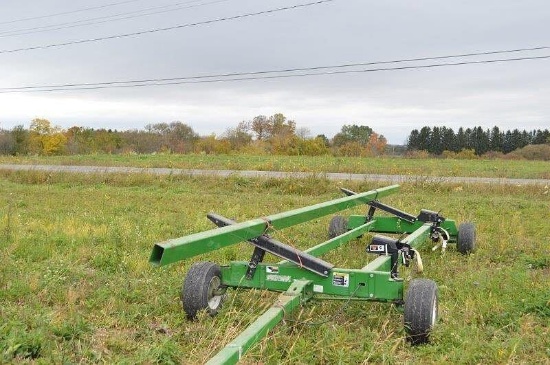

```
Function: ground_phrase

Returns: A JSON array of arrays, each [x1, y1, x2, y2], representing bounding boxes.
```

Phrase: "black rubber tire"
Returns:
[[457, 222, 476, 255], [404, 279, 438, 345], [182, 262, 225, 320], [328, 215, 348, 238]]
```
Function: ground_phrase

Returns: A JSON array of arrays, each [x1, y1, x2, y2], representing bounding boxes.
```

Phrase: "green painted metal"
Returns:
[[206, 280, 312, 365], [147, 183, 468, 364], [277, 220, 376, 264], [220, 261, 403, 301], [348, 215, 459, 240], [150, 185, 399, 266], [399, 223, 432, 248], [361, 255, 392, 272]]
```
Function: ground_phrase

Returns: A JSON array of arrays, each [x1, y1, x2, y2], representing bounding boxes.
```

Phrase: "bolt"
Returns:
[[369, 293, 374, 298], [370, 274, 374, 278]]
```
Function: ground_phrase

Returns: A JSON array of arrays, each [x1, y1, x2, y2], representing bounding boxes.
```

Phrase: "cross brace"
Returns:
[[207, 213, 334, 277]]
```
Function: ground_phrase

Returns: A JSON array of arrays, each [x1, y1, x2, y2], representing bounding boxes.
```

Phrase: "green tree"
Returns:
[[532, 129, 550, 144], [472, 126, 490, 155], [332, 124, 373, 147], [503, 130, 514, 153], [456, 127, 466, 151], [416, 126, 431, 151], [441, 127, 457, 152], [430, 127, 443, 154], [316, 134, 330, 148], [407, 129, 420, 150], [298, 136, 329, 156], [0, 129, 15, 155], [489, 126, 504, 152], [10, 125, 29, 155]]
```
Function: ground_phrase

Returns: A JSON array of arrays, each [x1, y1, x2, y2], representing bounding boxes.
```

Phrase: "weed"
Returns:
[[0, 166, 548, 363]]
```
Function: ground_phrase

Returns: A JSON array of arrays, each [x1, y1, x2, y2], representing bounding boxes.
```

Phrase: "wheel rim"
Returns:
[[430, 296, 437, 327], [207, 276, 222, 309]]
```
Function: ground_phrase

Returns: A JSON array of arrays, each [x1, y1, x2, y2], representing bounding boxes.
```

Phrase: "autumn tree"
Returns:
[[332, 124, 387, 156], [316, 134, 330, 147], [267, 113, 297, 154], [196, 134, 231, 154], [297, 136, 329, 156], [145, 121, 198, 153], [28, 118, 67, 155], [93, 129, 122, 153], [65, 126, 97, 154], [250, 115, 270, 140], [223, 121, 252, 151], [366, 132, 387, 156]]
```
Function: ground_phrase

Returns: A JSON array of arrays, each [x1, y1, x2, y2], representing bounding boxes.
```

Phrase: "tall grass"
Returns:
[[0, 170, 548, 363]]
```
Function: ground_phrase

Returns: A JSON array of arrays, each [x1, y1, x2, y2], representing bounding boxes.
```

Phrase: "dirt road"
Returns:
[[1, 164, 548, 185]]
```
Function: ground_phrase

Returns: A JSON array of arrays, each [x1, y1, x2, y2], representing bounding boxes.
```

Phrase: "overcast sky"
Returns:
[[0, 0, 549, 144]]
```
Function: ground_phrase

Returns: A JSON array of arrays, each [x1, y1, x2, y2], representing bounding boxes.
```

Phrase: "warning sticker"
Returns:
[[332, 272, 349, 287], [266, 266, 279, 274], [368, 244, 385, 252]]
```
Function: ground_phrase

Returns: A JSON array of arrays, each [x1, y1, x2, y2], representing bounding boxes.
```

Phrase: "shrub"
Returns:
[[404, 150, 431, 159], [508, 144, 550, 161], [455, 149, 478, 160]]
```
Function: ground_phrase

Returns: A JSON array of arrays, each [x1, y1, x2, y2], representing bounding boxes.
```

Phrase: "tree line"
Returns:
[[0, 114, 387, 157], [407, 126, 550, 156]]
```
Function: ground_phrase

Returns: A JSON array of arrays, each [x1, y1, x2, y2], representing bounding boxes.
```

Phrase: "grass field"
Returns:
[[1, 153, 550, 179], [1, 168, 549, 364]]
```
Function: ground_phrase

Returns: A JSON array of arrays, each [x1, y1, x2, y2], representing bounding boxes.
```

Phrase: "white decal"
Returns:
[[266, 274, 291, 282]]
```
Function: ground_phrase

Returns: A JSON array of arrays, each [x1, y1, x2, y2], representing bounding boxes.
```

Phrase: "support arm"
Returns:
[[150, 185, 399, 266]]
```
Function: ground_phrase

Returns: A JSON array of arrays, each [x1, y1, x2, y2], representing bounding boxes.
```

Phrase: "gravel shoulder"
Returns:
[[1, 164, 549, 185]]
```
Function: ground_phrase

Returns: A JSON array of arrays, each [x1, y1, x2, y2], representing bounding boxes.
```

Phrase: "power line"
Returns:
[[1, 53, 548, 94], [0, 0, 231, 38], [0, 0, 146, 26], [0, 0, 335, 55], [1, 46, 548, 91]]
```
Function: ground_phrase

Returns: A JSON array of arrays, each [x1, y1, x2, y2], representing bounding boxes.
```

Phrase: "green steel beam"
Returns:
[[361, 255, 392, 272], [277, 220, 376, 264], [349, 215, 459, 238], [220, 262, 403, 301], [150, 185, 399, 266], [399, 223, 432, 248], [206, 280, 311, 365]]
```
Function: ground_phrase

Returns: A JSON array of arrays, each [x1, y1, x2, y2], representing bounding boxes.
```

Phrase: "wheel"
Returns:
[[182, 262, 226, 319], [404, 279, 438, 345], [457, 222, 476, 254], [328, 215, 348, 238]]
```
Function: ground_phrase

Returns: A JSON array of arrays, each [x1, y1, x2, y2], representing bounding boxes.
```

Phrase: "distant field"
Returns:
[[1, 153, 549, 179], [1, 170, 548, 363]]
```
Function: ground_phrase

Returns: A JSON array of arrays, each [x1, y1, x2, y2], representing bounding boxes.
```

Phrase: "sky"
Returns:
[[0, 0, 549, 144]]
